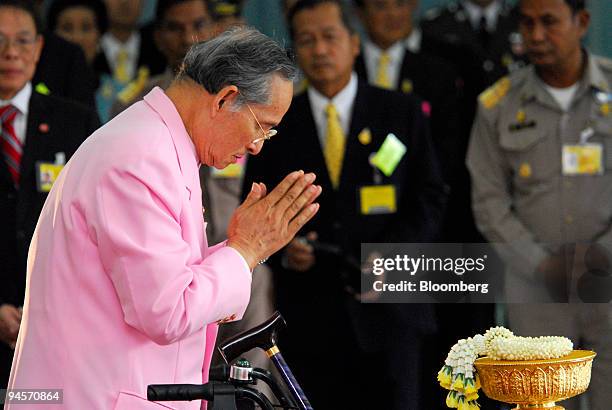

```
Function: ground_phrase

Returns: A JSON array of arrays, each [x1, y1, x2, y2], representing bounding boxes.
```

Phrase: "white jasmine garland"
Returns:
[[437, 327, 573, 410]]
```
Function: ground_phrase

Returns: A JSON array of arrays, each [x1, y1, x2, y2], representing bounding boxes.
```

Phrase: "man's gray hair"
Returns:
[[179, 26, 297, 109]]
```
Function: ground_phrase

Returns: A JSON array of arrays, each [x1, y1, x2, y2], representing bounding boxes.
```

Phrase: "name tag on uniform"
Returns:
[[36, 162, 64, 192], [562, 144, 603, 175], [359, 185, 397, 215], [211, 163, 244, 178]]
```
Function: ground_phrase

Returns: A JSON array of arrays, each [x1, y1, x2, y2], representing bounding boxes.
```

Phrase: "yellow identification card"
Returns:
[[562, 144, 603, 175], [211, 163, 244, 178], [359, 185, 397, 215], [36, 162, 64, 192]]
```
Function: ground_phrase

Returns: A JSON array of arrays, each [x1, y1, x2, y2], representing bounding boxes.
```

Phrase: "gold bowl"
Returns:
[[474, 350, 596, 410]]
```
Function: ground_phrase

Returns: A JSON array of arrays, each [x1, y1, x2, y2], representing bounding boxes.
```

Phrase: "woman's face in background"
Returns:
[[55, 6, 100, 64]]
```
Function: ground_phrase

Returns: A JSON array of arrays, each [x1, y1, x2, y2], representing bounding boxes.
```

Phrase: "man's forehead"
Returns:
[[520, 0, 570, 16]]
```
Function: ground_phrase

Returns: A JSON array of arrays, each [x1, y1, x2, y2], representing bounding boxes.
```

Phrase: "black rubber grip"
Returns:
[[147, 384, 213, 401]]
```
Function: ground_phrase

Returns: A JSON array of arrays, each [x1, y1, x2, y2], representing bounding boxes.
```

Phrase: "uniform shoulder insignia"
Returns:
[[479, 76, 511, 109], [117, 67, 150, 104]]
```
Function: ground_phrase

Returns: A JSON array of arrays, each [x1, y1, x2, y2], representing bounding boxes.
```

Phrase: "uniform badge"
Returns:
[[401, 79, 413, 94], [516, 109, 526, 123], [358, 128, 372, 145], [601, 103, 610, 117], [518, 163, 532, 179]]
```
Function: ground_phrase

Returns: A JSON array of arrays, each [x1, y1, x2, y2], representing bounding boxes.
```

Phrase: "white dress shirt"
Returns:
[[100, 31, 141, 81], [362, 40, 405, 90], [0, 82, 32, 144], [307, 73, 358, 148], [463, 0, 502, 31]]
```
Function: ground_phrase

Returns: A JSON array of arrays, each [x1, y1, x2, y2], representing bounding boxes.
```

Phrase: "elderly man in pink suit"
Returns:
[[6, 27, 322, 409]]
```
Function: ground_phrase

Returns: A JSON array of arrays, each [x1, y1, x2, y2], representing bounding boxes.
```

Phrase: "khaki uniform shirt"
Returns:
[[467, 53, 612, 278]]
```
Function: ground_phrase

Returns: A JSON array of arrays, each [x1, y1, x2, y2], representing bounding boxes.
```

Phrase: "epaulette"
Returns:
[[479, 76, 511, 109], [117, 67, 150, 104]]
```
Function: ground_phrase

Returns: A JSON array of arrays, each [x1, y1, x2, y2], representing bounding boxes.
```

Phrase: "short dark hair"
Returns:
[[47, 0, 109, 34], [563, 0, 586, 13], [155, 0, 206, 23], [287, 0, 355, 40], [0, 0, 42, 33]]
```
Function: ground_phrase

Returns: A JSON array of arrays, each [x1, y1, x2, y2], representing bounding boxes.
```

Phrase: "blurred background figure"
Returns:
[[90, 0, 165, 121], [468, 0, 612, 409], [209, 0, 245, 33], [110, 0, 214, 115], [0, 0, 99, 388], [47, 0, 107, 65]]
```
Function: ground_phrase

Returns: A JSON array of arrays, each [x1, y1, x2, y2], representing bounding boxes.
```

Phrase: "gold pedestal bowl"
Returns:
[[474, 350, 596, 410]]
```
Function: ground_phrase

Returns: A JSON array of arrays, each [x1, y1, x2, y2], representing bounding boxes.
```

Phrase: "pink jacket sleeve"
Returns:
[[92, 149, 251, 346]]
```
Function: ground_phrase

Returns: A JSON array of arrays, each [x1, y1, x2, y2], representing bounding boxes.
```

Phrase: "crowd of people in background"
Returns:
[[0, 0, 610, 409]]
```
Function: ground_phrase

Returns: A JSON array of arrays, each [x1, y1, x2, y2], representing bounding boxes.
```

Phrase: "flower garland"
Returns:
[[437, 327, 573, 410]]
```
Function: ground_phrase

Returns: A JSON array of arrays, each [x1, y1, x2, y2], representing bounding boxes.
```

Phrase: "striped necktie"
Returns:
[[0, 105, 21, 186], [324, 103, 345, 189]]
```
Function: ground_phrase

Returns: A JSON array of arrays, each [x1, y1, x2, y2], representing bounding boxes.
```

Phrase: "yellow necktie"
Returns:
[[324, 103, 345, 189], [115, 48, 130, 84], [375, 52, 392, 89]]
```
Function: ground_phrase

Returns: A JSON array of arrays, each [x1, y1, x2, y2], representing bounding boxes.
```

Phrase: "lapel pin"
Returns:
[[358, 128, 372, 145], [519, 162, 532, 179], [401, 79, 413, 94], [39, 123, 49, 133], [516, 109, 526, 123]]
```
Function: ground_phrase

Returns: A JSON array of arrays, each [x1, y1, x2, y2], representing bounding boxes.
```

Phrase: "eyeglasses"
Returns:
[[0, 34, 37, 53], [246, 103, 277, 144]]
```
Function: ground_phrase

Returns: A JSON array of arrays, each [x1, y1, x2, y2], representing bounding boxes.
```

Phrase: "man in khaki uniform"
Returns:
[[467, 1, 612, 409]]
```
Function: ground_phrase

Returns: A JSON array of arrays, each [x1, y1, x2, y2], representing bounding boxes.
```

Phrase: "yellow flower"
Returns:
[[457, 397, 470, 410], [452, 374, 465, 391], [438, 366, 452, 389], [464, 378, 477, 395], [468, 400, 481, 410], [465, 391, 479, 402], [446, 391, 459, 408]]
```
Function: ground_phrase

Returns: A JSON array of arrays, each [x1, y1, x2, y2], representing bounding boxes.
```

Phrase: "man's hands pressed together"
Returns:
[[227, 171, 322, 270]]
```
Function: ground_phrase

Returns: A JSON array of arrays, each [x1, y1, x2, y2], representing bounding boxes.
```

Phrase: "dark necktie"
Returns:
[[478, 15, 490, 49]]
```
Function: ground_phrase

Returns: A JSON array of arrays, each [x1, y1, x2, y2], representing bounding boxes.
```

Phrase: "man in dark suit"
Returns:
[[0, 0, 99, 387], [352, 0, 472, 242], [243, 1, 446, 408]]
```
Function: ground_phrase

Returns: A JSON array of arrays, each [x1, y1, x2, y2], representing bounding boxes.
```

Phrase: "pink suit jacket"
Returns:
[[6, 87, 252, 409]]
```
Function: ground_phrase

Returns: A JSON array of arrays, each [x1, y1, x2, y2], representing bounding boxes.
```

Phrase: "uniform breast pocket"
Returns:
[[499, 127, 556, 183]]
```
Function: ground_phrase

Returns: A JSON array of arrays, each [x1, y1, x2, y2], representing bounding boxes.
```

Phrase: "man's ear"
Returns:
[[211, 85, 239, 116]]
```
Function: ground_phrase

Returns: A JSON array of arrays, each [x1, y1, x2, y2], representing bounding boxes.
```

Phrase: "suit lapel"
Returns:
[[21, 93, 48, 189]]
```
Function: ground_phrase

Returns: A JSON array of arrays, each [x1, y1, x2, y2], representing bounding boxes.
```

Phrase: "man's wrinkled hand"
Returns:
[[227, 171, 322, 270], [0, 304, 21, 348]]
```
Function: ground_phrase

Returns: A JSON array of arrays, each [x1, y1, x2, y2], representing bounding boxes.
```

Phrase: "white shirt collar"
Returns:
[[307, 73, 358, 146], [404, 28, 422, 53], [463, 0, 502, 31], [362, 40, 405, 89], [0, 82, 31, 116]]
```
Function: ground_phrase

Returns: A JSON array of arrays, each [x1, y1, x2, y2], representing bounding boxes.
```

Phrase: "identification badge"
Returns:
[[211, 162, 244, 179], [562, 144, 603, 175], [370, 133, 406, 177], [359, 185, 397, 215], [36, 162, 64, 192]]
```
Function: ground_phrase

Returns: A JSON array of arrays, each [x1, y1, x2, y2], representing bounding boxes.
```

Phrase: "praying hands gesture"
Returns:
[[228, 171, 322, 270]]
